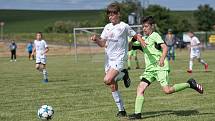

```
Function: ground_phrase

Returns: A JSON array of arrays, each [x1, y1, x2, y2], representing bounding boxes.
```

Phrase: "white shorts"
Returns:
[[105, 59, 125, 73], [190, 48, 200, 59], [36, 55, 47, 64]]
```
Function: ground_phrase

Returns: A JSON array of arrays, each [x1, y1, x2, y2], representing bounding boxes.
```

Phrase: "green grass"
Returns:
[[0, 49, 214, 121]]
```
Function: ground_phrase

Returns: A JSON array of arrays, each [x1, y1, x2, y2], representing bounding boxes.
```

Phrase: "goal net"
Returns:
[[73, 25, 142, 62]]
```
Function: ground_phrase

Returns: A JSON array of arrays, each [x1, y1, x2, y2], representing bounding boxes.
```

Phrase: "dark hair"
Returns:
[[36, 32, 43, 37], [142, 16, 155, 25], [106, 3, 120, 14], [188, 31, 194, 34]]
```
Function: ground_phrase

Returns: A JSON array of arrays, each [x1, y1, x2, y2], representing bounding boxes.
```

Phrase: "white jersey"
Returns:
[[190, 36, 200, 49], [190, 36, 201, 58], [34, 39, 48, 57], [101, 22, 136, 61]]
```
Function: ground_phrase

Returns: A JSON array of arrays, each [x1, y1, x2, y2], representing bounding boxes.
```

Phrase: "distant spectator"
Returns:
[[9, 40, 17, 62], [26, 41, 34, 60], [164, 29, 176, 62]]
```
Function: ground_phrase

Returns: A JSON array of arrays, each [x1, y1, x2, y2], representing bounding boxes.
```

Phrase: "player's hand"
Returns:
[[41, 51, 46, 56], [140, 40, 147, 48], [91, 35, 98, 42], [159, 58, 165, 67], [31, 53, 34, 57]]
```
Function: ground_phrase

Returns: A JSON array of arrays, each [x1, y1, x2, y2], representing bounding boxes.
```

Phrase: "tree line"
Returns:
[[44, 0, 215, 34]]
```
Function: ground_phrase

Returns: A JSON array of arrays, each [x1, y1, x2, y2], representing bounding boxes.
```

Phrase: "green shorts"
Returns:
[[128, 50, 137, 56], [139, 70, 169, 87]]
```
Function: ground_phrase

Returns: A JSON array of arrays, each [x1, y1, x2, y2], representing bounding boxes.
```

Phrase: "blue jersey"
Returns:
[[27, 43, 33, 52]]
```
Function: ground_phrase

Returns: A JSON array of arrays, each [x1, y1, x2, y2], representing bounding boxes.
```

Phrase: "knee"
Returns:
[[104, 77, 113, 85], [163, 88, 173, 94], [137, 85, 146, 95], [35, 66, 40, 70], [110, 84, 117, 92]]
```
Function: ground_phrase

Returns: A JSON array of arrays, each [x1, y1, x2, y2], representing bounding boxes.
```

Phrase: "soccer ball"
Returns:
[[37, 105, 54, 120]]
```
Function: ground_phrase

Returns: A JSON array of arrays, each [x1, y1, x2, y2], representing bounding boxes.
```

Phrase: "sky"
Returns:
[[0, 0, 215, 11]]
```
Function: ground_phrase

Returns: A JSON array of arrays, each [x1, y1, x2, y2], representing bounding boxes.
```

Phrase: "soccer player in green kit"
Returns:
[[128, 16, 204, 120], [127, 36, 143, 70]]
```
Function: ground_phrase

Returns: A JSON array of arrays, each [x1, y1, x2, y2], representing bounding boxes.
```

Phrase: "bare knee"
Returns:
[[137, 82, 148, 96], [163, 86, 174, 94], [35, 65, 40, 70], [104, 77, 113, 85]]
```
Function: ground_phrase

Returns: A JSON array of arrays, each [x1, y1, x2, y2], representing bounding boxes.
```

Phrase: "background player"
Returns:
[[187, 31, 208, 73], [91, 3, 146, 117], [26, 41, 34, 60], [128, 36, 143, 70], [32, 32, 49, 83]]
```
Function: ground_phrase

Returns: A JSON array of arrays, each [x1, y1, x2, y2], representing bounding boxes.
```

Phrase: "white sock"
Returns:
[[199, 59, 206, 65], [114, 72, 125, 82], [112, 91, 124, 111], [189, 60, 193, 70], [43, 69, 48, 80]]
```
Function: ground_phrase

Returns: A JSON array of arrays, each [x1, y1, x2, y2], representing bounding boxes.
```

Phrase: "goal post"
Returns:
[[73, 25, 142, 62]]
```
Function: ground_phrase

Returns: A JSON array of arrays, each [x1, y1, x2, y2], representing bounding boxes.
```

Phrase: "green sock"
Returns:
[[135, 96, 144, 114], [173, 83, 190, 92], [128, 59, 131, 68]]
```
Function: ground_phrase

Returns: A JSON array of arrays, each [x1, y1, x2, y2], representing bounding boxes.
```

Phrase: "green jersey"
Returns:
[[128, 37, 141, 46], [142, 32, 169, 71]]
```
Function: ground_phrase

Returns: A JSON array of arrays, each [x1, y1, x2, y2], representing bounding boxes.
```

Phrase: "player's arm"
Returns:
[[31, 46, 36, 57], [159, 43, 168, 67], [43, 47, 49, 55], [133, 34, 147, 47], [91, 35, 106, 47]]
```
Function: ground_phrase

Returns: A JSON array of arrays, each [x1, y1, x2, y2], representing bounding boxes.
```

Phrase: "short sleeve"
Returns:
[[100, 25, 108, 40], [126, 24, 136, 37], [194, 37, 200, 44], [154, 33, 164, 44], [43, 40, 48, 48]]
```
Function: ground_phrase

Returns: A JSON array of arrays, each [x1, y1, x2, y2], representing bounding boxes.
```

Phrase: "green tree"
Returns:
[[194, 4, 215, 31], [101, 0, 139, 25], [144, 5, 172, 34]]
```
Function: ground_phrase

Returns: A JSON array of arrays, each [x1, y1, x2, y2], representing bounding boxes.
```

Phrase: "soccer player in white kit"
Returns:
[[187, 31, 208, 73], [91, 3, 146, 117], [32, 32, 49, 83]]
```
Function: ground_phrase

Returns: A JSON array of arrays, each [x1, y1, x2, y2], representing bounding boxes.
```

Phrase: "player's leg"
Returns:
[[10, 51, 13, 61], [113, 60, 131, 88], [14, 50, 16, 61], [41, 57, 48, 83], [40, 64, 48, 83], [197, 56, 208, 72], [158, 71, 203, 94], [35, 57, 43, 72], [35, 63, 42, 71], [167, 46, 171, 61], [172, 46, 175, 61], [127, 50, 133, 70], [28, 51, 32, 60], [156, 70, 189, 94], [187, 57, 194, 73], [129, 72, 154, 120], [134, 50, 140, 69], [104, 68, 127, 117], [163, 79, 203, 94]]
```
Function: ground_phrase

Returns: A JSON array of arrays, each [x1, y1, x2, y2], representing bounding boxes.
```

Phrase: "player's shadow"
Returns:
[[142, 109, 214, 119], [190, 70, 213, 73]]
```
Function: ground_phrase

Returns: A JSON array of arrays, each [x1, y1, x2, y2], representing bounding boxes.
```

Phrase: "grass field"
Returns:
[[0, 49, 214, 121]]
